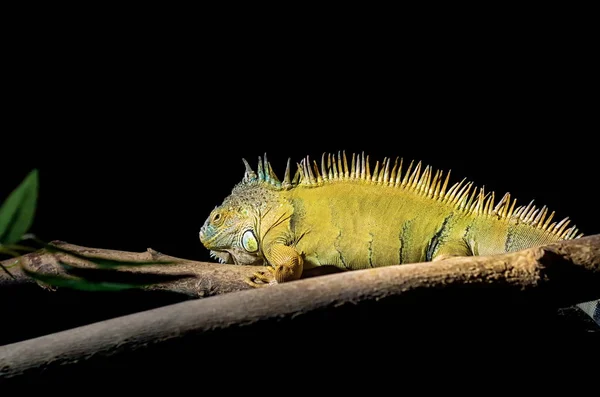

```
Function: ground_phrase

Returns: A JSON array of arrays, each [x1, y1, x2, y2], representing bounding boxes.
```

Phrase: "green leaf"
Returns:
[[0, 169, 39, 245], [0, 263, 15, 279]]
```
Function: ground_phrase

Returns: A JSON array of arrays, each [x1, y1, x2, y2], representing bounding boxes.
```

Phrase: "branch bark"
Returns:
[[0, 240, 261, 297], [0, 240, 347, 345], [1, 234, 599, 386], [0, 241, 272, 345]]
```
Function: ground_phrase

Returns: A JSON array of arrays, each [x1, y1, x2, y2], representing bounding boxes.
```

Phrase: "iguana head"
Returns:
[[199, 155, 292, 266], [199, 192, 264, 266]]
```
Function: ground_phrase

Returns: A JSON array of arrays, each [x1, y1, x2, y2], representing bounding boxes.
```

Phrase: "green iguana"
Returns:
[[199, 152, 582, 287]]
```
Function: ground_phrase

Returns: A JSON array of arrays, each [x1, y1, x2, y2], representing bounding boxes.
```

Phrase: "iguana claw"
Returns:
[[244, 267, 277, 288]]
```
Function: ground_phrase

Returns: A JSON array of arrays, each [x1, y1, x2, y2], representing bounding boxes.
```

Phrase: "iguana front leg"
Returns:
[[245, 244, 303, 287]]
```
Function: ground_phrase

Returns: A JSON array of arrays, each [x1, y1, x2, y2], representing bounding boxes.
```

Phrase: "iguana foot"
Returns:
[[244, 267, 277, 288], [244, 245, 304, 287]]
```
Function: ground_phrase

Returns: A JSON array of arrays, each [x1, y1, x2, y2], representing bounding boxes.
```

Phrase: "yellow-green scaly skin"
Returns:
[[284, 182, 563, 270], [199, 153, 581, 284]]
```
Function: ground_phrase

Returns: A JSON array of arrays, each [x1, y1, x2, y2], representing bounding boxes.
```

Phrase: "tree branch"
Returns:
[[0, 241, 259, 297], [1, 234, 599, 385], [0, 240, 342, 344]]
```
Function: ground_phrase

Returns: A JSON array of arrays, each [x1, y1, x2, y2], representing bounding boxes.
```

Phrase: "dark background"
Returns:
[[3, 16, 597, 265], [1, 11, 599, 375]]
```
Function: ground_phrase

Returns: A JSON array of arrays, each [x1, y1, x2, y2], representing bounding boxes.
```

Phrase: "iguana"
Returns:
[[199, 152, 582, 287]]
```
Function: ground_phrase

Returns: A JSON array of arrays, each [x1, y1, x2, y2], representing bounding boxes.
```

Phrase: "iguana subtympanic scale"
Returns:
[[199, 152, 582, 286]]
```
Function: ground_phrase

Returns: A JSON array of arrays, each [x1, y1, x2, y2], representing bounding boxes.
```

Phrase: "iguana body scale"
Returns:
[[199, 152, 581, 286]]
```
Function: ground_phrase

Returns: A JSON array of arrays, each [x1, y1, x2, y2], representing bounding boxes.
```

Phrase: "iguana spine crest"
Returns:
[[239, 151, 581, 241]]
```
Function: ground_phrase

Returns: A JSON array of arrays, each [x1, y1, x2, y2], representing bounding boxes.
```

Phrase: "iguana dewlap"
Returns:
[[199, 152, 581, 286]]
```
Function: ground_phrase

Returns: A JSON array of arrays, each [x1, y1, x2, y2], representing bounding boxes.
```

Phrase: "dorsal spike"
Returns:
[[407, 161, 422, 189], [267, 161, 280, 186], [414, 165, 426, 193], [292, 165, 301, 185], [542, 210, 555, 230], [465, 187, 480, 212], [378, 158, 387, 184], [321, 153, 328, 181], [332, 153, 339, 179], [306, 156, 316, 184], [343, 151, 349, 178], [420, 167, 432, 196], [338, 151, 344, 179], [350, 153, 356, 179], [360, 152, 366, 180], [401, 160, 414, 187], [493, 192, 510, 215], [383, 157, 390, 184], [282, 158, 292, 188], [301, 159, 309, 185], [566, 226, 578, 239], [421, 166, 436, 197], [372, 160, 380, 182], [418, 166, 430, 194], [555, 217, 571, 236], [297, 162, 305, 184], [395, 158, 404, 187], [476, 187, 486, 213], [500, 194, 513, 217], [519, 200, 535, 220], [313, 160, 322, 183], [431, 170, 442, 198], [513, 206, 525, 219], [532, 205, 547, 227], [242, 158, 257, 182], [523, 203, 538, 222], [444, 180, 460, 202], [439, 170, 451, 198], [456, 182, 474, 208], [328, 153, 333, 180], [506, 198, 517, 219], [479, 191, 491, 214], [263, 153, 270, 183], [524, 207, 539, 223], [257, 156, 265, 181], [390, 157, 399, 186], [446, 178, 466, 203], [484, 191, 495, 214]]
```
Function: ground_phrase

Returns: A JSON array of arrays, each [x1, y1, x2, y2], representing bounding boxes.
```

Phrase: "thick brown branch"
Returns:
[[1, 234, 599, 386]]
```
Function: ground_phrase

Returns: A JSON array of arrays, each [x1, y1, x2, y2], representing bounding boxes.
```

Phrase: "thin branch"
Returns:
[[0, 241, 260, 297]]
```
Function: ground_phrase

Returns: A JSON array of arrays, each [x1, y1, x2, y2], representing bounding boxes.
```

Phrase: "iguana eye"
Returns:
[[241, 230, 258, 253], [211, 212, 222, 225]]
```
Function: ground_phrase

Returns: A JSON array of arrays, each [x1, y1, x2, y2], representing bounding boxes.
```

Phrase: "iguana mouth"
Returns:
[[209, 250, 234, 264]]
